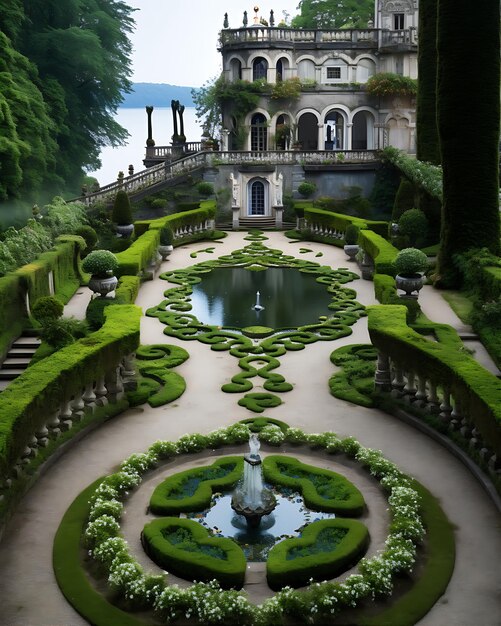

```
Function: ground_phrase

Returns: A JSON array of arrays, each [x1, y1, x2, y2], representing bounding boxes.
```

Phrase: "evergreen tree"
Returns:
[[416, 0, 440, 164], [436, 0, 500, 286], [291, 0, 373, 29]]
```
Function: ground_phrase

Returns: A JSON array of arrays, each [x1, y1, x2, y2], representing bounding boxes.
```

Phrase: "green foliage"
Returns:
[[159, 225, 173, 246], [398, 209, 428, 247], [344, 224, 359, 245], [382, 147, 443, 201], [329, 344, 376, 407], [196, 182, 214, 197], [75, 225, 97, 253], [238, 392, 282, 413], [358, 230, 399, 276], [143, 518, 246, 590], [149, 457, 244, 516], [270, 77, 302, 101], [38, 316, 88, 349], [394, 248, 429, 276], [392, 178, 415, 221], [366, 73, 417, 97], [297, 182, 317, 198], [85, 275, 140, 330], [111, 190, 133, 225], [291, 0, 373, 29], [267, 519, 369, 590], [369, 163, 400, 217], [263, 455, 365, 515], [31, 295, 63, 323], [82, 250, 119, 277]]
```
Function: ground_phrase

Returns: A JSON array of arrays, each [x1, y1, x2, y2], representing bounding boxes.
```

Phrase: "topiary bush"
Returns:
[[395, 248, 429, 276], [266, 518, 369, 590], [75, 225, 98, 254], [31, 296, 64, 324], [398, 209, 428, 247], [82, 250, 119, 278], [297, 182, 316, 198], [344, 224, 360, 245], [111, 190, 133, 225], [197, 182, 214, 198], [159, 226, 174, 246], [392, 178, 416, 221]]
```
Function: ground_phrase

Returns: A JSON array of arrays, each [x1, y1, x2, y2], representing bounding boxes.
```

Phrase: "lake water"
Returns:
[[87, 107, 201, 187]]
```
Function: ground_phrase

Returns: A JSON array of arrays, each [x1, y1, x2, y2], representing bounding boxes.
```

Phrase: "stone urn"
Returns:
[[395, 273, 425, 298], [88, 275, 118, 297], [116, 223, 134, 238], [158, 244, 173, 261], [343, 244, 359, 261]]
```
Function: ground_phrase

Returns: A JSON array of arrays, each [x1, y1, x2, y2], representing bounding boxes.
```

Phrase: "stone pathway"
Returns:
[[0, 232, 499, 626]]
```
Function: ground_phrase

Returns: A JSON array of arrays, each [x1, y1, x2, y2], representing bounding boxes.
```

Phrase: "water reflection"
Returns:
[[190, 267, 332, 328]]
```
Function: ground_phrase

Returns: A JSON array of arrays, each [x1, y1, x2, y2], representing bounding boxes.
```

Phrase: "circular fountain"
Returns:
[[231, 434, 276, 528]]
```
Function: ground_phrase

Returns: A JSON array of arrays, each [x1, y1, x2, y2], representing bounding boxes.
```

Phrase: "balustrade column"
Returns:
[[106, 366, 124, 401], [47, 410, 61, 439], [439, 387, 453, 425], [414, 374, 428, 408], [82, 382, 97, 412], [403, 371, 417, 403], [374, 352, 392, 391], [71, 392, 85, 424], [94, 376, 108, 407], [426, 382, 440, 414], [121, 353, 137, 391]]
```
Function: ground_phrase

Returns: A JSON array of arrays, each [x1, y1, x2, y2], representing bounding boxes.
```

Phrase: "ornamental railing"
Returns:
[[219, 27, 378, 47]]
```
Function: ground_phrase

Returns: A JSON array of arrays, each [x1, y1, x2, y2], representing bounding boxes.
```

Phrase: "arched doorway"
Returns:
[[276, 57, 289, 81], [275, 114, 291, 150], [248, 179, 267, 215], [253, 57, 268, 81], [352, 111, 374, 149], [251, 113, 267, 151], [297, 112, 318, 150], [324, 110, 345, 150]]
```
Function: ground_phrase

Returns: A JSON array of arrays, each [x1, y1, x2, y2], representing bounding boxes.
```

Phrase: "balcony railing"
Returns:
[[220, 26, 378, 47]]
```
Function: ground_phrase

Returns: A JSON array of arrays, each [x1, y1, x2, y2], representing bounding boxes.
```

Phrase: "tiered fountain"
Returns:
[[231, 434, 277, 528]]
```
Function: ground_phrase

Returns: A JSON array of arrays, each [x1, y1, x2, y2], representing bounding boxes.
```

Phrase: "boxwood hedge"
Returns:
[[266, 518, 369, 590], [142, 517, 246, 589]]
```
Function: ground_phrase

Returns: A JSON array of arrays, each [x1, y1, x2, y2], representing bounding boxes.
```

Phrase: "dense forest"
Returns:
[[0, 0, 135, 224]]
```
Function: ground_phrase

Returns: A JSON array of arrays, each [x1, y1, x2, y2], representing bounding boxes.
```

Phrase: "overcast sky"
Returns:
[[127, 1, 300, 87]]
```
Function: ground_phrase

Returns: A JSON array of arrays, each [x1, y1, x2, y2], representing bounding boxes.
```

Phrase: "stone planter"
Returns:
[[344, 244, 359, 261], [116, 223, 134, 238], [395, 273, 425, 298], [88, 275, 118, 297], [158, 244, 173, 261]]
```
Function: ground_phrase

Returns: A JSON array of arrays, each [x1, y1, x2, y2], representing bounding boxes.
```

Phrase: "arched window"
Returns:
[[324, 110, 345, 150], [230, 58, 242, 81], [253, 57, 268, 81], [251, 113, 267, 151], [297, 112, 318, 150], [249, 180, 266, 215]]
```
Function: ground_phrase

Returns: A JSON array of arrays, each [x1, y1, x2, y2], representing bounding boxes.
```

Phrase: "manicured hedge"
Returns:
[[263, 455, 365, 515], [149, 456, 244, 515], [303, 207, 388, 238], [142, 517, 246, 589], [368, 305, 501, 456], [134, 203, 217, 238], [114, 230, 160, 277], [0, 305, 141, 483], [266, 518, 369, 590], [358, 230, 399, 276], [85, 275, 141, 330], [0, 274, 25, 360]]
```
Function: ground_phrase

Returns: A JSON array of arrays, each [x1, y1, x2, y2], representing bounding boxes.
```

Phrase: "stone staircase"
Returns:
[[0, 330, 41, 392]]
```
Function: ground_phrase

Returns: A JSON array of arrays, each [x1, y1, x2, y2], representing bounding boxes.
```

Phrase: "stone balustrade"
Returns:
[[220, 27, 379, 47], [0, 353, 135, 504]]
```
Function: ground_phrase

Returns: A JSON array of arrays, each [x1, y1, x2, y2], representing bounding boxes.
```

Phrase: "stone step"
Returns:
[[0, 369, 26, 380], [11, 338, 40, 349], [6, 348, 38, 358], [2, 358, 31, 368]]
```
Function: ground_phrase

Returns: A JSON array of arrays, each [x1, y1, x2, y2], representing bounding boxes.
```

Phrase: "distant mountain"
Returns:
[[120, 83, 195, 108]]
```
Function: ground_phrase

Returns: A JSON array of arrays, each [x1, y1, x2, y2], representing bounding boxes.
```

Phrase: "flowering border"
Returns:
[[80, 422, 425, 625]]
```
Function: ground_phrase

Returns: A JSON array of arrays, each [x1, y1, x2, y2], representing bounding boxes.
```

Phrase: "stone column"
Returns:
[[374, 352, 392, 391]]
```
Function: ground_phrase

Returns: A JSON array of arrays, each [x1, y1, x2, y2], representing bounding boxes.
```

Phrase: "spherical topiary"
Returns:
[[32, 296, 64, 323], [111, 190, 133, 225], [75, 225, 98, 252], [395, 247, 429, 276], [297, 182, 316, 198], [197, 182, 214, 197], [398, 208, 428, 246], [82, 249, 119, 277]]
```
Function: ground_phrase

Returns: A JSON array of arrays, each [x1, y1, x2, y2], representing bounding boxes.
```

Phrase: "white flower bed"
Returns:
[[83, 423, 425, 624]]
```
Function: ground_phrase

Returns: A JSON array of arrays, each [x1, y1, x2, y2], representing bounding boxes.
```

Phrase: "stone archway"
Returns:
[[324, 110, 345, 150], [297, 112, 318, 150]]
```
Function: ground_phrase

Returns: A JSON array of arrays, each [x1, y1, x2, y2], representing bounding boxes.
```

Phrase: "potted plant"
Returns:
[[112, 190, 134, 238], [82, 249, 119, 296], [394, 247, 429, 297], [343, 224, 359, 261], [158, 226, 174, 260]]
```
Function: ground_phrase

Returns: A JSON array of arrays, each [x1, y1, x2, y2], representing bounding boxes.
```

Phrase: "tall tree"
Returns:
[[416, 0, 440, 165], [436, 0, 500, 287], [291, 0, 373, 29]]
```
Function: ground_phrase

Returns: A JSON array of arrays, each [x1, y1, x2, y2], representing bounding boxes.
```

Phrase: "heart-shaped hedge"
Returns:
[[266, 518, 369, 590], [142, 517, 246, 589]]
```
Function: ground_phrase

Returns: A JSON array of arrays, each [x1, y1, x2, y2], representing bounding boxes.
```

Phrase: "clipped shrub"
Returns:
[[149, 457, 244, 515], [344, 224, 360, 245], [142, 517, 246, 589], [395, 248, 429, 276], [160, 226, 174, 246], [111, 190, 133, 225], [398, 209, 428, 247], [197, 182, 214, 197], [38, 317, 88, 349], [392, 178, 416, 221], [31, 296, 64, 324], [297, 182, 316, 198], [75, 225, 98, 252], [82, 250, 119, 278], [263, 455, 365, 515], [151, 198, 168, 209], [266, 518, 369, 590]]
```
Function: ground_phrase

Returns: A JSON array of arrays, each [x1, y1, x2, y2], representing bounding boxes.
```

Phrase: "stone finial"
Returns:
[[223, 12, 229, 28], [269, 10, 275, 26], [243, 10, 248, 27]]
